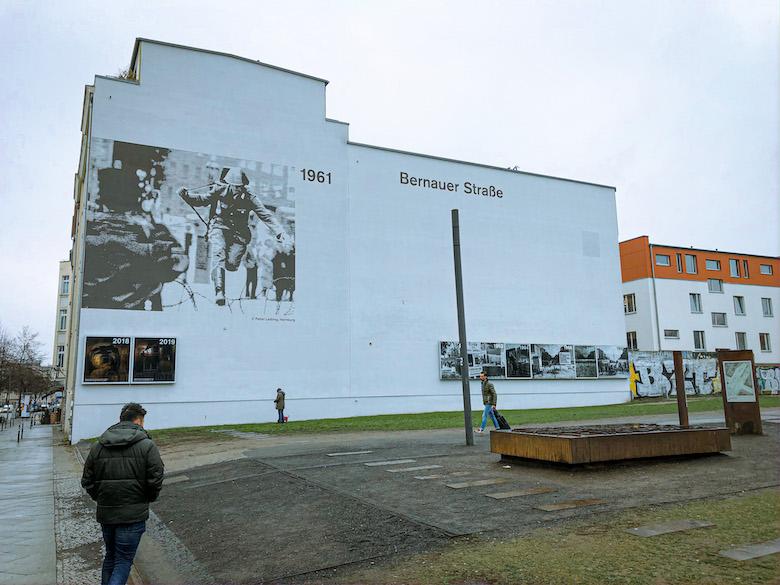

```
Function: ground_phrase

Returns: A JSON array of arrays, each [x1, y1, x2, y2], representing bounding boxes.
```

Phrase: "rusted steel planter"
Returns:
[[490, 424, 731, 465]]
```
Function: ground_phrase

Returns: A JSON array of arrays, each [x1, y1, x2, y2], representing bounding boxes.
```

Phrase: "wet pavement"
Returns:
[[0, 419, 56, 585]]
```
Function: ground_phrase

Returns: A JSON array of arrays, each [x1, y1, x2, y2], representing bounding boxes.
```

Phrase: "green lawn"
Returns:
[[149, 395, 780, 445], [345, 489, 780, 585]]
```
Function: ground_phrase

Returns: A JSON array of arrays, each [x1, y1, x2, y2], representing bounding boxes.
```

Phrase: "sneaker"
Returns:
[[475, 428, 484, 434]]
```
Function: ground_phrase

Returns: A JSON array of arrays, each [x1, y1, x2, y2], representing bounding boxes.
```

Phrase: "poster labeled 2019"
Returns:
[[83, 337, 131, 383], [132, 338, 177, 383], [83, 138, 295, 321]]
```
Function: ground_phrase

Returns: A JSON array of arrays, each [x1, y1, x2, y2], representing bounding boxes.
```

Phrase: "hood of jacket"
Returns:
[[98, 421, 150, 448]]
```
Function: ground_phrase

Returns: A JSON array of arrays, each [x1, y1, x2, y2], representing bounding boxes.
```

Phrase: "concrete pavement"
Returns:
[[0, 419, 56, 585]]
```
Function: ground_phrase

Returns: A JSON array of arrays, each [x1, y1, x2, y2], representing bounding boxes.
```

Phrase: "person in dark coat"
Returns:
[[274, 388, 286, 423], [81, 403, 164, 585]]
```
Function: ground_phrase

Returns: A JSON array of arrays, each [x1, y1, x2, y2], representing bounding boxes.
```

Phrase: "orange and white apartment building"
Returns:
[[620, 236, 779, 363]]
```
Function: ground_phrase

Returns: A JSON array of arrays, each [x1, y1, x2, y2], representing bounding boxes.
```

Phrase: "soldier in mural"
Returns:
[[177, 167, 291, 306], [83, 142, 190, 310]]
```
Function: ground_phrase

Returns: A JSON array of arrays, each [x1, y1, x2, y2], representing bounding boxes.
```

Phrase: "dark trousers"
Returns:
[[277, 408, 284, 423], [245, 266, 258, 298], [101, 521, 146, 585]]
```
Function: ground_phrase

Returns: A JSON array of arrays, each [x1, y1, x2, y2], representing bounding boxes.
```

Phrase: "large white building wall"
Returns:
[[347, 145, 629, 412], [653, 278, 779, 362], [622, 278, 659, 350], [71, 43, 352, 441], [69, 40, 632, 441]]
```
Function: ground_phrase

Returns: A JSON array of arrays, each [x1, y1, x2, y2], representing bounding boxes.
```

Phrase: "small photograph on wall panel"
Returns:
[[483, 343, 507, 378], [505, 344, 532, 378], [531, 344, 575, 379], [575, 345, 598, 378], [83, 336, 131, 383], [596, 346, 629, 378], [132, 337, 177, 383]]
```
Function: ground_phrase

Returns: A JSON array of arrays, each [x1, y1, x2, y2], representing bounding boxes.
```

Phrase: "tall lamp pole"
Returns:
[[451, 209, 474, 446]]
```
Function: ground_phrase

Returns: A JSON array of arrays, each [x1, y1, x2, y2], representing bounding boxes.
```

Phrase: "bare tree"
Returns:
[[0, 323, 52, 409]]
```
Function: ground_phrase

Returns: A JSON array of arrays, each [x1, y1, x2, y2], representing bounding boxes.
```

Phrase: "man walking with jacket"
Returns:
[[81, 403, 164, 585], [476, 371, 499, 434]]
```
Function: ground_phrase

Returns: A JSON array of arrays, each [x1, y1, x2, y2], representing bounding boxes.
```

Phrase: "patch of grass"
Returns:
[[345, 489, 780, 585], [149, 395, 780, 445]]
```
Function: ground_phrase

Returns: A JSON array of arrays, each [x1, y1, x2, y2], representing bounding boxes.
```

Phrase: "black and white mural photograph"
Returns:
[[83, 336, 131, 383], [442, 341, 629, 381], [531, 344, 576, 379], [83, 138, 296, 320], [440, 341, 506, 380], [596, 345, 629, 378], [132, 337, 177, 383], [575, 345, 598, 378], [505, 344, 531, 378]]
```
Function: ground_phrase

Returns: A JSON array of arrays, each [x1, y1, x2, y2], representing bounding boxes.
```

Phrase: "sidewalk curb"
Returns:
[[71, 443, 146, 585]]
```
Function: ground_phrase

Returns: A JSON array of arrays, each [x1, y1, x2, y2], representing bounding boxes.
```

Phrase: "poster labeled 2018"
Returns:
[[83, 138, 296, 321], [133, 338, 177, 383], [83, 337, 131, 383]]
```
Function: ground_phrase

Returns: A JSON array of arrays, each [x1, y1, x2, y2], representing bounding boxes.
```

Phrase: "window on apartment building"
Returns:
[[729, 259, 740, 278], [626, 331, 638, 350], [743, 260, 749, 278], [693, 330, 706, 350], [675, 253, 682, 272], [760, 264, 773, 275], [705, 259, 721, 271], [689, 293, 703, 313], [61, 275, 70, 295], [655, 254, 671, 267], [711, 312, 727, 327], [760, 332, 772, 352], [733, 296, 746, 316], [763, 298, 774, 317], [58, 309, 67, 331], [663, 329, 679, 339], [685, 254, 698, 274], [56, 345, 65, 368], [623, 293, 636, 314], [735, 332, 747, 350], [708, 279, 723, 293]]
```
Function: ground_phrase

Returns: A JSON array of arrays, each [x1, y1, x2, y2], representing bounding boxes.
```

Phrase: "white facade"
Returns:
[[623, 277, 779, 362], [67, 39, 629, 442], [51, 260, 72, 386]]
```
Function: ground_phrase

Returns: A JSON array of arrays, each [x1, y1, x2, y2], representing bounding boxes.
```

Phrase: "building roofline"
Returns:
[[347, 141, 616, 190], [130, 38, 329, 85], [619, 237, 778, 260]]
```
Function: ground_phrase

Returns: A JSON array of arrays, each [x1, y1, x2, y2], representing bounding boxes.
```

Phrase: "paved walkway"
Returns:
[[0, 420, 56, 585]]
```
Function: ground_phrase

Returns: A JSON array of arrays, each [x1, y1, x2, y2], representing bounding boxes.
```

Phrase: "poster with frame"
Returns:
[[132, 337, 177, 383], [596, 345, 629, 378], [574, 345, 598, 378], [83, 336, 131, 383], [531, 344, 575, 379], [439, 341, 506, 380], [505, 344, 532, 378], [722, 360, 756, 403]]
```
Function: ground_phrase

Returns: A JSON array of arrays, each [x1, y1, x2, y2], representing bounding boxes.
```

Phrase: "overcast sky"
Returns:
[[1, 0, 778, 361]]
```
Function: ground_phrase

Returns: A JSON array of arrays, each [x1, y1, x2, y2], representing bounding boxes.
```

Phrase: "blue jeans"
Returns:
[[101, 521, 146, 585], [480, 404, 498, 430], [277, 409, 285, 423]]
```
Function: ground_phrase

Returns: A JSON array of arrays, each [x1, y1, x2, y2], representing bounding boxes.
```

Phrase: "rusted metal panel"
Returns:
[[490, 425, 731, 464]]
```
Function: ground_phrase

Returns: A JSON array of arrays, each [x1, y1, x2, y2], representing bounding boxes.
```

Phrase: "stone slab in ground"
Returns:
[[535, 499, 606, 511], [626, 519, 714, 537], [719, 538, 780, 561], [485, 487, 557, 500]]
